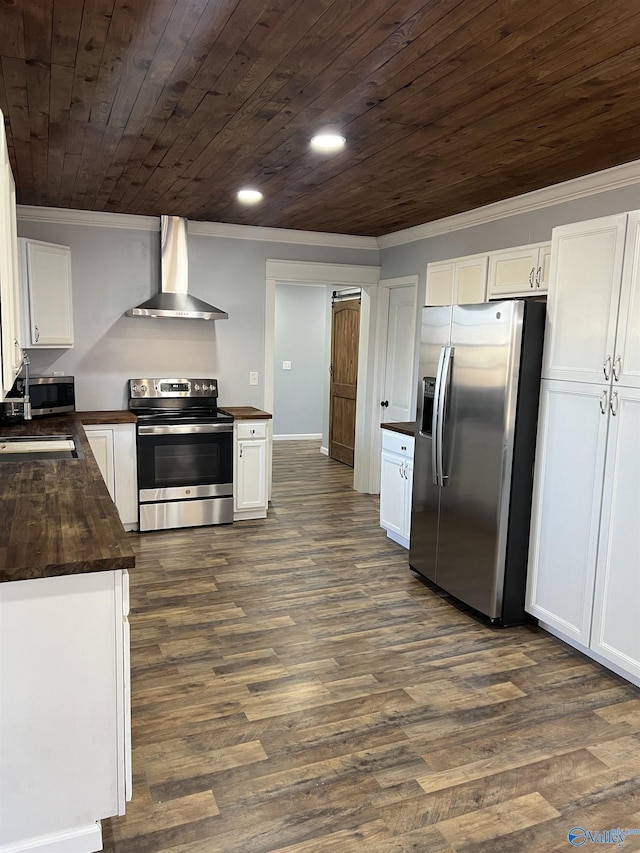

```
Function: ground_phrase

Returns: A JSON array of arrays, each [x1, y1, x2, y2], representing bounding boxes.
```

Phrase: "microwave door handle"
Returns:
[[431, 346, 447, 486], [437, 346, 454, 486]]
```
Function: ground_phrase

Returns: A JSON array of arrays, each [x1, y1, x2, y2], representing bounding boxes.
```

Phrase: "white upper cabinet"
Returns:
[[487, 242, 551, 298], [19, 238, 74, 348], [0, 110, 22, 395], [542, 215, 627, 383], [615, 211, 640, 389], [426, 254, 487, 306]]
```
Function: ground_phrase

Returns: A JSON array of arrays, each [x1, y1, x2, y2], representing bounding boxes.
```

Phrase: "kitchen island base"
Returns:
[[0, 570, 131, 853]]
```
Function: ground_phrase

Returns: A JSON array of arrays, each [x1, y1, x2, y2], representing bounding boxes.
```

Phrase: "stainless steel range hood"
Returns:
[[127, 215, 228, 320]]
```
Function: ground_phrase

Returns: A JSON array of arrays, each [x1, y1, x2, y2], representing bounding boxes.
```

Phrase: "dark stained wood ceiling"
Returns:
[[1, 0, 640, 237]]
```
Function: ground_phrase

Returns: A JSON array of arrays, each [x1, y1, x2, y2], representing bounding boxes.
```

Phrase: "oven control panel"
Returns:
[[129, 378, 218, 398]]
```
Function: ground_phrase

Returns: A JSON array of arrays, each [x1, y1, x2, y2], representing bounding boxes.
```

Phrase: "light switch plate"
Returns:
[[282, 361, 292, 370], [249, 371, 259, 385]]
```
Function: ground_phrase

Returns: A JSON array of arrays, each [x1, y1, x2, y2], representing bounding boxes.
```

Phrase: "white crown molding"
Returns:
[[16, 204, 378, 250], [266, 258, 380, 284], [16, 205, 159, 230], [377, 158, 640, 248], [188, 219, 378, 250]]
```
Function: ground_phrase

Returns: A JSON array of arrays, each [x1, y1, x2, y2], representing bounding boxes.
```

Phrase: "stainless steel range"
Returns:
[[129, 378, 234, 532]]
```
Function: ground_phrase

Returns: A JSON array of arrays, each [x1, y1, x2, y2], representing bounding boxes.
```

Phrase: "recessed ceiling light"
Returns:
[[310, 133, 346, 153], [237, 188, 263, 204]]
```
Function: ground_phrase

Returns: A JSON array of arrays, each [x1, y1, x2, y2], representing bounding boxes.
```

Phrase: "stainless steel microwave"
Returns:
[[4, 375, 76, 418]]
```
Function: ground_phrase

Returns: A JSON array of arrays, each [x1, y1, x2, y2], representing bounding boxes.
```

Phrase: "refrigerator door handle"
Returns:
[[431, 347, 447, 485], [437, 346, 454, 485]]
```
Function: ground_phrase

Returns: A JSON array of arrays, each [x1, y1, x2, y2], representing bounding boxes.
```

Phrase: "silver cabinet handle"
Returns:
[[34, 324, 40, 343], [613, 355, 621, 382], [239, 443, 243, 458], [599, 390, 608, 414], [403, 461, 408, 480], [535, 266, 542, 287], [610, 391, 619, 416], [529, 267, 535, 288], [603, 355, 612, 381], [398, 461, 404, 477]]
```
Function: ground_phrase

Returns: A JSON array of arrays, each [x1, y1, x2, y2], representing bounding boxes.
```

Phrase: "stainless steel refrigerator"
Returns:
[[409, 299, 545, 625]]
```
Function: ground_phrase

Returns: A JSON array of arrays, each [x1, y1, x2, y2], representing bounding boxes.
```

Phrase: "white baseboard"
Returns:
[[0, 823, 102, 853], [273, 433, 322, 441], [320, 446, 328, 456]]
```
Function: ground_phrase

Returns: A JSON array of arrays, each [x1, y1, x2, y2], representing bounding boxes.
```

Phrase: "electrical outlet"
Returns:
[[282, 360, 292, 370], [249, 371, 259, 385]]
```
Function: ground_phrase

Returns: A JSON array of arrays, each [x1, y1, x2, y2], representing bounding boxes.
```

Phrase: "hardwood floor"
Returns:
[[103, 441, 640, 853]]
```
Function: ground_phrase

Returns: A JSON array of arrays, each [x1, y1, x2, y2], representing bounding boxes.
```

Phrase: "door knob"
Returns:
[[380, 400, 389, 407]]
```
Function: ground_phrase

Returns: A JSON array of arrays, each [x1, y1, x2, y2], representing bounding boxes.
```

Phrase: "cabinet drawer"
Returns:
[[237, 421, 267, 439], [381, 429, 414, 458]]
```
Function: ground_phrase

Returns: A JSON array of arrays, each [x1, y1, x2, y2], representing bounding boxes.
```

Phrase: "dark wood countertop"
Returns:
[[0, 415, 135, 583], [78, 410, 137, 425], [221, 407, 272, 420], [381, 421, 416, 437]]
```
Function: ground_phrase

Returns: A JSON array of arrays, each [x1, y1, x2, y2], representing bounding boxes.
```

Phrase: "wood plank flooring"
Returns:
[[102, 441, 640, 852]]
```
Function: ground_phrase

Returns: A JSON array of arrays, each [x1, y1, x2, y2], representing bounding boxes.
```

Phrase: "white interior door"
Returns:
[[380, 280, 417, 422]]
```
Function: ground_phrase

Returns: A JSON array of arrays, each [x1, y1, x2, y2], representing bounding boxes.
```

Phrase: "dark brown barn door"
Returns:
[[329, 297, 360, 467]]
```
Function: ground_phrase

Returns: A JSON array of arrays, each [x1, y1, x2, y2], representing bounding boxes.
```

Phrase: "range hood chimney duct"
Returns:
[[126, 215, 228, 320]]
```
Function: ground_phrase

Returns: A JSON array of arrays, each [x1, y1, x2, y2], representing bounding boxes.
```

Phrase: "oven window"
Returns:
[[138, 432, 233, 489]]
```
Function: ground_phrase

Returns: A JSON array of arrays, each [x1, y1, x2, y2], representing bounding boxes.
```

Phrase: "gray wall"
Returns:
[[273, 283, 326, 437], [16, 216, 378, 412]]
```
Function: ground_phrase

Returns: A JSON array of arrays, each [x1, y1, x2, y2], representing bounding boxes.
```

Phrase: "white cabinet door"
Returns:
[[402, 458, 413, 540], [542, 215, 627, 383], [426, 261, 454, 306], [380, 449, 407, 539], [236, 438, 267, 511], [488, 245, 540, 297], [455, 255, 487, 304], [84, 424, 138, 530], [615, 211, 640, 389], [0, 114, 22, 395], [86, 428, 116, 500], [426, 255, 487, 306], [526, 380, 610, 644], [20, 238, 74, 347], [590, 387, 640, 678]]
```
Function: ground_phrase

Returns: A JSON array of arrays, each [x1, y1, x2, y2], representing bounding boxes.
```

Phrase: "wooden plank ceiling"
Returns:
[[1, 0, 640, 237]]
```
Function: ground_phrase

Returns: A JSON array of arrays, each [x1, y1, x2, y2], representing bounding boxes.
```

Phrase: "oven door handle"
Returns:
[[138, 423, 233, 435]]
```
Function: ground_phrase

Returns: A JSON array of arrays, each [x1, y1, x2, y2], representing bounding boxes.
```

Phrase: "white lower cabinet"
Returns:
[[84, 423, 138, 531], [234, 420, 272, 520], [0, 569, 131, 853], [380, 428, 414, 548], [526, 380, 640, 682]]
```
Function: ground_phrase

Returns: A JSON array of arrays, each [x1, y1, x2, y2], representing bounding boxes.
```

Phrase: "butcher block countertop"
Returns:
[[78, 410, 137, 425], [0, 415, 135, 584], [380, 421, 416, 437], [221, 406, 272, 420]]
